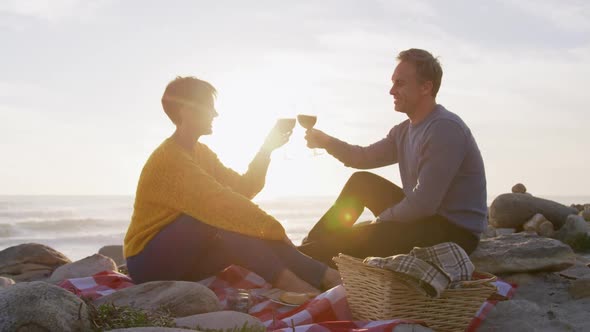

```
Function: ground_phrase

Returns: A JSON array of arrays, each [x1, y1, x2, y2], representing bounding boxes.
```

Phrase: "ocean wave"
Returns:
[[0, 218, 129, 238]]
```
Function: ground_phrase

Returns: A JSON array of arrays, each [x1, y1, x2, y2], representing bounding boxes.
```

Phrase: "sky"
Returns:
[[1, 0, 589, 200]]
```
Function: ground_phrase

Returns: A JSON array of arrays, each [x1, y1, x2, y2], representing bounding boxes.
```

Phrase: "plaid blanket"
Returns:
[[58, 266, 516, 331]]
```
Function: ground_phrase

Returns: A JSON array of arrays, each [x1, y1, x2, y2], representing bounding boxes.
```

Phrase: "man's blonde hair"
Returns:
[[397, 49, 443, 98]]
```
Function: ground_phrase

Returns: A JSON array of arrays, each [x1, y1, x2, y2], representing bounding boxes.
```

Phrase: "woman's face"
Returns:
[[179, 96, 218, 136]]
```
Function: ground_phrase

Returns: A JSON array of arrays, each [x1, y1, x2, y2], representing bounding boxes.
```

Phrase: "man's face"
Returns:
[[182, 96, 218, 136], [389, 61, 431, 115]]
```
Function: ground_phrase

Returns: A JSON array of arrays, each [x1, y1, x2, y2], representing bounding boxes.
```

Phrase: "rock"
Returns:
[[470, 233, 575, 274], [523, 214, 546, 232], [0, 276, 15, 288], [49, 254, 117, 283], [175, 311, 263, 331], [93, 280, 221, 317], [0, 243, 70, 282], [568, 278, 590, 299], [0, 281, 91, 331], [481, 269, 590, 332], [523, 213, 555, 238], [537, 220, 555, 238], [106, 328, 197, 332], [482, 226, 515, 239], [392, 324, 435, 332], [553, 214, 589, 244], [559, 258, 590, 280], [511, 183, 527, 194], [580, 206, 590, 222], [570, 203, 590, 212], [498, 272, 547, 286], [478, 299, 574, 332], [489, 193, 579, 229], [481, 224, 497, 239], [0, 262, 54, 282], [495, 228, 516, 236], [99, 245, 125, 266]]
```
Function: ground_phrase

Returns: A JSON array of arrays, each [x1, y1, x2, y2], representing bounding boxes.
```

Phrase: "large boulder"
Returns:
[[49, 254, 117, 283], [99, 245, 125, 266], [93, 280, 221, 317], [0, 243, 71, 282], [470, 233, 575, 274], [489, 193, 578, 229], [0, 281, 91, 331]]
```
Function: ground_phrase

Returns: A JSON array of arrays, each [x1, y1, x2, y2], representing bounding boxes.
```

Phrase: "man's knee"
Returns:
[[345, 171, 379, 189]]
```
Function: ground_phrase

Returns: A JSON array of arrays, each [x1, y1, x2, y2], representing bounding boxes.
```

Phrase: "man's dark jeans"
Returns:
[[298, 171, 479, 267]]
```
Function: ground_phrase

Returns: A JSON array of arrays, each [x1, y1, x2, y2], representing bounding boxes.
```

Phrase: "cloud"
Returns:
[[0, 0, 110, 22]]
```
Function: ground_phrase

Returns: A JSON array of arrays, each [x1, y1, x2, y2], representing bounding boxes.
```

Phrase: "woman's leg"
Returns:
[[126, 214, 226, 283], [211, 228, 325, 293], [127, 214, 331, 292], [267, 239, 338, 290], [304, 171, 405, 242]]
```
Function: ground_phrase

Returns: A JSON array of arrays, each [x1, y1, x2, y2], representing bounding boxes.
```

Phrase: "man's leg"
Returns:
[[303, 171, 405, 243], [299, 215, 479, 267]]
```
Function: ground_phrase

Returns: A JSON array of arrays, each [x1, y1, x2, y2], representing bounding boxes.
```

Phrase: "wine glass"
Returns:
[[296, 114, 317, 130], [297, 114, 323, 156]]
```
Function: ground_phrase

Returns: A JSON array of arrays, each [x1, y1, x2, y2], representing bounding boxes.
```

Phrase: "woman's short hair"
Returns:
[[161, 76, 217, 125], [397, 49, 443, 98]]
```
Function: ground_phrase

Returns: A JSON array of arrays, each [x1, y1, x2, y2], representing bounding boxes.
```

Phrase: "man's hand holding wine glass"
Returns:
[[304, 128, 331, 149]]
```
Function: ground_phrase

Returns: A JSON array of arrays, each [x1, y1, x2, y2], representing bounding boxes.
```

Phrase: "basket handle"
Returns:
[[458, 271, 497, 287]]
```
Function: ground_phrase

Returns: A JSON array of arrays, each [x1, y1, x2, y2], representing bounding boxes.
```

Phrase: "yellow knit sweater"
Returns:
[[124, 137, 286, 258]]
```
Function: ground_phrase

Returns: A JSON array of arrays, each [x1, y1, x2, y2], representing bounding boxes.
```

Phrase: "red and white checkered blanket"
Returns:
[[58, 266, 516, 331]]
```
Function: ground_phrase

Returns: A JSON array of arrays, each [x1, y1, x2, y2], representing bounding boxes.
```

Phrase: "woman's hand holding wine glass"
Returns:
[[261, 118, 295, 153]]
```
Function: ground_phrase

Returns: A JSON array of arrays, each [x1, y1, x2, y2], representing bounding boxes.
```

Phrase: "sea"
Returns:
[[1, 195, 588, 261]]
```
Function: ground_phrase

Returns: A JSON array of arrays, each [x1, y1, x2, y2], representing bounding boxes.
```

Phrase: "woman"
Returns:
[[124, 76, 340, 293]]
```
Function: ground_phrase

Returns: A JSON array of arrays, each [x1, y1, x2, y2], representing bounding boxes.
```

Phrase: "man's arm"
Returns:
[[377, 120, 467, 222], [305, 127, 398, 169]]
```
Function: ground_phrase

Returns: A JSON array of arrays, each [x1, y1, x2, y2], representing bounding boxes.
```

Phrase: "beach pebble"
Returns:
[[0, 277, 15, 288], [93, 280, 221, 317], [99, 245, 125, 266], [470, 233, 575, 274], [0, 281, 91, 331], [175, 311, 263, 331], [49, 253, 117, 283], [511, 183, 527, 194], [0, 243, 70, 282]]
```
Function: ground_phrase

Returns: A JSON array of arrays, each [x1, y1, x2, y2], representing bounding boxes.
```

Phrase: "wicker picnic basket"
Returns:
[[333, 254, 498, 332]]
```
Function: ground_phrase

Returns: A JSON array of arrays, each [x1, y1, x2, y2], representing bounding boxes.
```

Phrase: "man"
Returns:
[[298, 49, 487, 266]]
